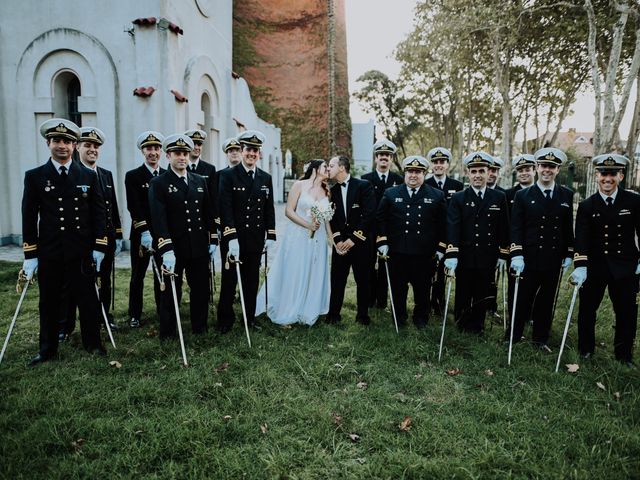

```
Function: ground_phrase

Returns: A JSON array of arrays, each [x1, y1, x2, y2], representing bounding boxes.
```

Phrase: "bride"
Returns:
[[255, 160, 332, 326]]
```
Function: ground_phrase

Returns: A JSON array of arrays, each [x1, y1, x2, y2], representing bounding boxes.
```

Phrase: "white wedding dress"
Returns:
[[255, 191, 331, 325]]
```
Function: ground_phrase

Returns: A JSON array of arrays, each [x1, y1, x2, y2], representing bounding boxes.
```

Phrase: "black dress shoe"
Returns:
[[27, 354, 53, 367], [356, 315, 371, 326], [129, 318, 140, 328], [325, 315, 341, 324]]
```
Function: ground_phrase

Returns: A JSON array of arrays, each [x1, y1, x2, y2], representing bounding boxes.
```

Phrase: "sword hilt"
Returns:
[[16, 270, 32, 294]]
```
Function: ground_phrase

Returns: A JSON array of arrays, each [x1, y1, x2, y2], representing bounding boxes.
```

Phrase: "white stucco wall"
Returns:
[[0, 0, 282, 245]]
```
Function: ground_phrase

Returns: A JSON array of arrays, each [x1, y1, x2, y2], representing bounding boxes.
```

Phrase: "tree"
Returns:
[[353, 70, 418, 169]]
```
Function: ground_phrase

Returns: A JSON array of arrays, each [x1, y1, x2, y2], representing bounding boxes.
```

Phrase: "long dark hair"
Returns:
[[303, 159, 330, 198]]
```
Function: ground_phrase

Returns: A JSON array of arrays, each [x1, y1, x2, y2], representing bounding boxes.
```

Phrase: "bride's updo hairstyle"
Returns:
[[303, 159, 330, 198]]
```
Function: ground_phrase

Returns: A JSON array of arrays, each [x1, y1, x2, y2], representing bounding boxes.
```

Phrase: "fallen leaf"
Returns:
[[109, 360, 122, 369], [566, 364, 580, 373], [331, 412, 343, 426], [214, 382, 223, 387], [596, 382, 606, 391], [260, 424, 268, 434], [222, 415, 232, 421], [613, 392, 621, 401], [484, 369, 494, 376], [348, 433, 360, 443], [446, 368, 462, 376], [399, 416, 412, 432], [71, 438, 85, 453], [160, 365, 167, 370], [146, 328, 157, 338], [214, 362, 230, 373], [356, 381, 368, 390]]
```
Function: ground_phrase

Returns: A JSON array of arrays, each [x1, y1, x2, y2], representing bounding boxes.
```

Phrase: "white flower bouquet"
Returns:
[[309, 202, 334, 238]]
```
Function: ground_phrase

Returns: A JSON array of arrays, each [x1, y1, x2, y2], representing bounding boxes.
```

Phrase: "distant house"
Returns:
[[539, 129, 595, 160]]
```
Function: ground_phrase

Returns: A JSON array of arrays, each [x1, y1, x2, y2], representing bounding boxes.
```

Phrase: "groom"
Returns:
[[327, 156, 376, 324]]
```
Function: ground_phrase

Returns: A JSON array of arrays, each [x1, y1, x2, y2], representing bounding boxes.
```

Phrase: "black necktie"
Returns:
[[410, 188, 416, 197], [544, 189, 552, 200], [606, 197, 613, 207], [477, 190, 482, 200], [153, 170, 158, 177], [438, 181, 443, 189], [191, 164, 197, 172], [381, 174, 386, 183], [59, 165, 68, 178]]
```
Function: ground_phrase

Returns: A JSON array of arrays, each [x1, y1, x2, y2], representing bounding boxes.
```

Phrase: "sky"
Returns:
[[344, 0, 636, 141]]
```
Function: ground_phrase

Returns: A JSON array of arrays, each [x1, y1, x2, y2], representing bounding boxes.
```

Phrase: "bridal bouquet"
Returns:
[[309, 202, 334, 238]]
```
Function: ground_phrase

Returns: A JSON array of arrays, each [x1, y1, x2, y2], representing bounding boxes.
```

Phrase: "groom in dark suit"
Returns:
[[327, 156, 376, 324]]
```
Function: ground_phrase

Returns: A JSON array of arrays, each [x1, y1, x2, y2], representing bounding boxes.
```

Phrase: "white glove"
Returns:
[[162, 251, 176, 273], [228, 239, 240, 259], [93, 250, 105, 272], [265, 239, 276, 252], [444, 258, 458, 275], [497, 258, 507, 272], [562, 257, 572, 275], [114, 239, 123, 257], [569, 266, 587, 286], [22, 258, 38, 280], [209, 244, 218, 262], [636, 263, 640, 275], [436, 251, 444, 262], [140, 230, 153, 251], [377, 245, 389, 257], [510, 256, 525, 276]]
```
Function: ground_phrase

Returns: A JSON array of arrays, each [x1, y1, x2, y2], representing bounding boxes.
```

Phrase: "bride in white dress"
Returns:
[[255, 160, 333, 326]]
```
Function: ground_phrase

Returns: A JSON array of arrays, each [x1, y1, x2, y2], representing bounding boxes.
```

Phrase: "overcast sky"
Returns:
[[344, 0, 636, 140]]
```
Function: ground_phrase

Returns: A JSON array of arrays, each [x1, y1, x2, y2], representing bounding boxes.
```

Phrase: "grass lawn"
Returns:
[[0, 259, 638, 479]]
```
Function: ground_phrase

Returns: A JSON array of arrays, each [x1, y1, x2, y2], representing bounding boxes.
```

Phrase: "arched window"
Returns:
[[53, 71, 81, 126]]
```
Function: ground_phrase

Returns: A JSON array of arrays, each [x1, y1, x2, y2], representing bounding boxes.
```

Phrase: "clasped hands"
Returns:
[[335, 239, 355, 255]]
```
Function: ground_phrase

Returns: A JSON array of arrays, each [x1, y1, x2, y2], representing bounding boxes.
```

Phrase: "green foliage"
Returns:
[[0, 261, 639, 478]]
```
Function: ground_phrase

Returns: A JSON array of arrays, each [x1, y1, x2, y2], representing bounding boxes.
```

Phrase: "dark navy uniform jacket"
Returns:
[[510, 184, 574, 269], [329, 177, 376, 245], [93, 166, 123, 240], [426, 176, 464, 201], [125, 164, 166, 238], [218, 164, 276, 253], [362, 170, 403, 207], [148, 169, 217, 258], [573, 189, 640, 279], [446, 187, 510, 269], [22, 159, 107, 260], [376, 183, 447, 256], [189, 159, 219, 224]]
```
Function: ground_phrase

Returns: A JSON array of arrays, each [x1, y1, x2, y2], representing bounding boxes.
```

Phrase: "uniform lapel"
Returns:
[[345, 179, 358, 221], [169, 169, 188, 193], [331, 184, 345, 224]]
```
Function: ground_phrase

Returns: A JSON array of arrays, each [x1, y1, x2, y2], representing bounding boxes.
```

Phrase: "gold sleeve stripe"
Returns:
[[573, 254, 587, 261], [158, 238, 172, 248], [438, 242, 447, 249], [23, 243, 37, 252], [116, 228, 123, 233], [446, 246, 459, 253], [376, 236, 388, 242], [353, 230, 366, 241], [499, 248, 510, 254], [134, 220, 147, 229], [268, 229, 277, 234], [332, 232, 341, 239], [222, 227, 236, 236]]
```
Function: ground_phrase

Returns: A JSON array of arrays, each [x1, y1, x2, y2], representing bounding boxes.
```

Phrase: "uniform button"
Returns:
[[246, 224, 249, 227], [247, 207, 250, 210], [199, 227, 203, 230], [75, 207, 78, 211], [604, 250, 608, 254], [417, 230, 421, 234], [605, 225, 609, 228], [417, 222, 420, 225], [487, 233, 491, 236], [196, 209, 200, 212], [406, 221, 409, 224], [475, 243, 479, 246], [76, 226, 80, 230], [617, 250, 621, 253], [246, 215, 250, 219], [106, 200, 110, 204], [187, 219, 191, 222], [74, 198, 78, 201], [186, 210, 190, 213], [539, 246, 543, 249], [541, 226, 544, 229], [618, 225, 621, 227], [75, 217, 79, 220], [604, 234, 608, 237], [188, 228, 192, 232], [542, 216, 546, 219], [406, 205, 410, 208], [60, 217, 64, 221], [476, 233, 479, 237], [59, 208, 63, 211], [58, 198, 62, 201], [540, 235, 543, 239], [60, 227, 65, 231], [475, 224, 479, 227], [184, 201, 188, 204], [257, 216, 260, 219], [257, 199, 261, 202], [406, 213, 410, 216], [195, 200, 199, 203]]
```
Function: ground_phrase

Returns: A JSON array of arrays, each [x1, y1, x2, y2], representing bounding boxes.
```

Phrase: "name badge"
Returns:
[[619, 209, 631, 216], [395, 198, 404, 203], [197, 187, 204, 192], [423, 198, 433, 204]]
